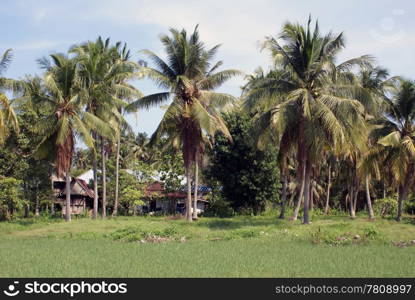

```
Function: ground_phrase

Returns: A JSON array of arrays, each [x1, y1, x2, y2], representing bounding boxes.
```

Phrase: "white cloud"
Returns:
[[14, 40, 65, 51]]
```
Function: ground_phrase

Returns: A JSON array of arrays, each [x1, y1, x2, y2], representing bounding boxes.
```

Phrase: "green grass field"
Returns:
[[1, 214, 414, 277]]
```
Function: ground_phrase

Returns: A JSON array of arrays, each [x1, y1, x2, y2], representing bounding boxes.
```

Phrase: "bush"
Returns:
[[405, 199, 415, 215], [373, 198, 397, 218], [108, 226, 180, 242], [203, 196, 235, 218]]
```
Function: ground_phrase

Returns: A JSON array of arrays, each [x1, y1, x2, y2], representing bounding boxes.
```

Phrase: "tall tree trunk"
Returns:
[[287, 190, 296, 208], [24, 204, 30, 218], [365, 175, 375, 219], [353, 183, 358, 213], [309, 180, 314, 211], [50, 167, 55, 216], [397, 184, 408, 222], [324, 163, 331, 214], [396, 164, 413, 221], [185, 167, 192, 222], [112, 133, 121, 217], [65, 172, 71, 222], [292, 162, 306, 221], [34, 184, 40, 217], [349, 185, 356, 219], [50, 202, 54, 216], [303, 160, 311, 224], [92, 152, 99, 219], [279, 173, 288, 219], [101, 138, 107, 218], [193, 153, 199, 220], [382, 182, 386, 199]]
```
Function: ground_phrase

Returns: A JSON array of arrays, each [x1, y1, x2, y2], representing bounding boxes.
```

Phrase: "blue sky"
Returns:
[[1, 0, 414, 135]]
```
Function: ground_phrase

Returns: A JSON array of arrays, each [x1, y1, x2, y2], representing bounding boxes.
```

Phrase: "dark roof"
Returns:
[[145, 181, 210, 198], [54, 177, 95, 199], [179, 185, 211, 193]]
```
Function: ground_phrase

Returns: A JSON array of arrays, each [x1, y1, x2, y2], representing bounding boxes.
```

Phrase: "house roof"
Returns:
[[144, 181, 210, 199], [53, 174, 95, 198]]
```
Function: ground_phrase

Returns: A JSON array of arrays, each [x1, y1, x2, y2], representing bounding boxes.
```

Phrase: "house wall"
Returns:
[[58, 197, 91, 215]]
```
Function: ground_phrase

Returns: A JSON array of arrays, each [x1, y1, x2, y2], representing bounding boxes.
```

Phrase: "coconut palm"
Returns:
[[31, 53, 112, 221], [0, 49, 19, 145], [71, 37, 140, 218], [128, 26, 241, 221], [244, 17, 369, 224], [364, 79, 415, 221], [352, 67, 398, 219]]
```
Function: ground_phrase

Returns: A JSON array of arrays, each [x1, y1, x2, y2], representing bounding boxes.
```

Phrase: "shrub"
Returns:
[[373, 198, 397, 218], [362, 226, 380, 239], [108, 226, 180, 242], [203, 196, 235, 218], [405, 199, 415, 215], [310, 227, 379, 246]]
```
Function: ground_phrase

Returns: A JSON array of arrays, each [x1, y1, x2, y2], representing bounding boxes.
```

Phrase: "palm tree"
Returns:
[[0, 49, 19, 145], [128, 26, 241, 221], [354, 67, 397, 219], [31, 54, 111, 221], [244, 17, 369, 224], [365, 80, 415, 221], [72, 37, 140, 218]]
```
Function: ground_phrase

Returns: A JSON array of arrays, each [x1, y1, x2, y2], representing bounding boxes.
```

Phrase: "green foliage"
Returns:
[[205, 112, 280, 214], [0, 106, 53, 213], [120, 186, 144, 207], [373, 197, 398, 218], [0, 177, 23, 220], [310, 225, 385, 246], [108, 226, 179, 242], [203, 193, 235, 218], [156, 150, 184, 193]]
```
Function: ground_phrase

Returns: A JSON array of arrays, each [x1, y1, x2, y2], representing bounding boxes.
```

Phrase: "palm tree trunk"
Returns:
[[101, 138, 107, 218], [192, 154, 199, 220], [324, 163, 331, 214], [349, 186, 356, 219], [397, 164, 414, 221], [303, 160, 311, 224], [279, 173, 288, 219], [292, 162, 306, 221], [309, 180, 314, 211], [92, 144, 99, 219], [353, 184, 358, 213], [287, 190, 296, 208], [24, 204, 30, 218], [50, 171, 55, 216], [185, 167, 193, 222], [65, 172, 71, 222], [397, 184, 408, 222], [365, 175, 375, 219], [112, 133, 121, 217], [34, 184, 40, 217]]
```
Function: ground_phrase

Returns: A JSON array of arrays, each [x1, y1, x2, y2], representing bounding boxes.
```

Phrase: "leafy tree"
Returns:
[[120, 186, 144, 216], [0, 177, 23, 220], [205, 112, 280, 214]]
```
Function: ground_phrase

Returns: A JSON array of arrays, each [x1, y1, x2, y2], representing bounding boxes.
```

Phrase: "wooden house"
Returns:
[[143, 181, 209, 215], [52, 174, 95, 215]]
